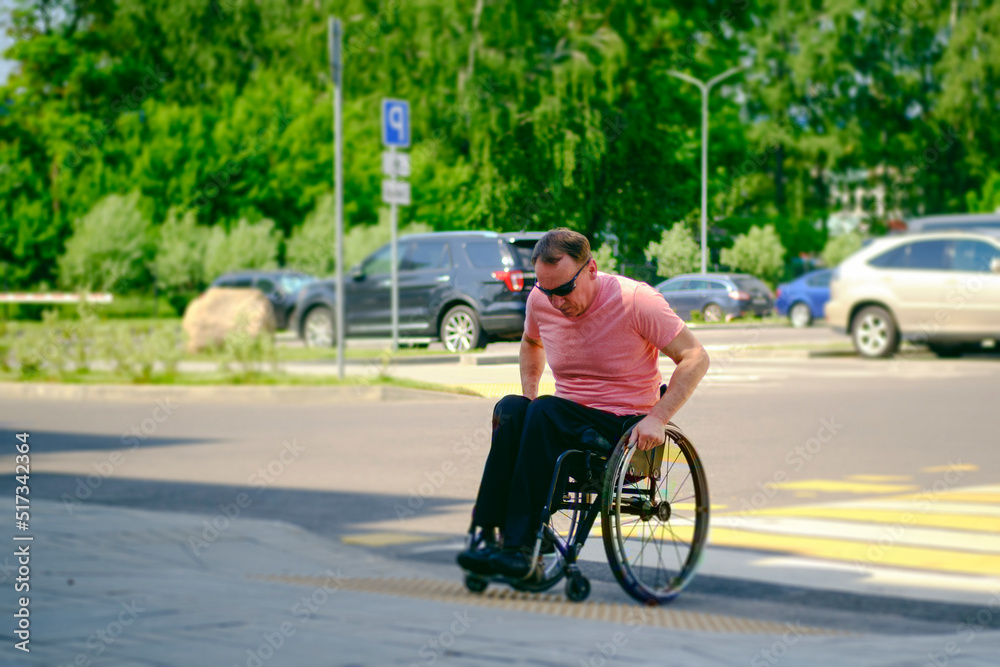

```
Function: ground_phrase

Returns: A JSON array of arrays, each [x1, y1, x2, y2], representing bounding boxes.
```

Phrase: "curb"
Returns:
[[0, 382, 477, 404]]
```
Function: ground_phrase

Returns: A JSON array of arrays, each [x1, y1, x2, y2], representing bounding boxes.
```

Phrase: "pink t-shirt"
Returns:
[[524, 273, 685, 415]]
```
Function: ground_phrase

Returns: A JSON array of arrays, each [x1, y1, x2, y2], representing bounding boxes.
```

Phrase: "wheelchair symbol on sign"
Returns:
[[382, 99, 410, 148]]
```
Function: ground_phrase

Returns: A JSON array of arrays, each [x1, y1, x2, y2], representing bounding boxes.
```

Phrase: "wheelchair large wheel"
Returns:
[[600, 423, 709, 605]]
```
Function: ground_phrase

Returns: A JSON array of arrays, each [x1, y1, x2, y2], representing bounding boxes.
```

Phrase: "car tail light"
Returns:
[[492, 269, 525, 292], [728, 290, 750, 301]]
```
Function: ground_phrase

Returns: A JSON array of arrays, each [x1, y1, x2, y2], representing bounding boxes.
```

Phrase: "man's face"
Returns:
[[534, 254, 597, 318]]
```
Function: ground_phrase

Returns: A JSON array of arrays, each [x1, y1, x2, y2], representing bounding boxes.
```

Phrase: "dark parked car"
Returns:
[[654, 273, 774, 322], [210, 270, 317, 329], [292, 231, 544, 351], [775, 269, 832, 328]]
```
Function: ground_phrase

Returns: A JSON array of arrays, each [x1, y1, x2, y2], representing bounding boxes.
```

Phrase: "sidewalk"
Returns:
[[17, 500, 1000, 666]]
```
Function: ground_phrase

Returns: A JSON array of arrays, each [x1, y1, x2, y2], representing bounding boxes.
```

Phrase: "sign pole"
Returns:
[[329, 17, 345, 380], [389, 145, 399, 352]]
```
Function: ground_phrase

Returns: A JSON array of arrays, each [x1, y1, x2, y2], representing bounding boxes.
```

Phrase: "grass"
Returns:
[[0, 368, 480, 395]]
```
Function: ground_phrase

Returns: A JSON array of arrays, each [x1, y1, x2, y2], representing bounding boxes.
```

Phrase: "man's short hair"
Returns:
[[531, 228, 591, 265]]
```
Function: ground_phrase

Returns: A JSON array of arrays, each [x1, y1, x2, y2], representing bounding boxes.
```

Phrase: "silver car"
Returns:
[[825, 231, 1000, 357], [655, 273, 774, 323]]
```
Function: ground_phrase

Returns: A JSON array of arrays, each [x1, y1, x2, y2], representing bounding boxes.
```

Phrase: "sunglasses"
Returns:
[[534, 258, 591, 298]]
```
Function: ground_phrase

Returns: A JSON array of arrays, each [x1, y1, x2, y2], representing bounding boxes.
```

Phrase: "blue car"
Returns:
[[775, 269, 832, 327]]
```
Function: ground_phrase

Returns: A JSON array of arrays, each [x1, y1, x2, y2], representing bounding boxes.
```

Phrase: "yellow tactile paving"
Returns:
[[253, 575, 848, 634], [341, 532, 438, 547]]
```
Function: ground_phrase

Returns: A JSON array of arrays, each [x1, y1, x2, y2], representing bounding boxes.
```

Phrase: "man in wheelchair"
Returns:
[[457, 228, 710, 581]]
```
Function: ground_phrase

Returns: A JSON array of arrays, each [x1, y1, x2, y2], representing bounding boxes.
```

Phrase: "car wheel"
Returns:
[[440, 305, 486, 353], [852, 306, 898, 358], [702, 303, 724, 323], [303, 307, 336, 348], [789, 301, 813, 328], [928, 342, 963, 358]]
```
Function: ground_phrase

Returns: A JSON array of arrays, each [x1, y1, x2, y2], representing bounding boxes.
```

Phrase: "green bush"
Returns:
[[203, 218, 282, 283], [591, 244, 618, 274], [58, 191, 152, 291], [821, 232, 864, 268], [155, 207, 210, 293], [644, 223, 700, 279], [720, 224, 786, 285]]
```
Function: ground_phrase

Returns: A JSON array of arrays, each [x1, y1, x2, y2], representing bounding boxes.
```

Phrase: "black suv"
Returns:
[[210, 270, 317, 330], [292, 231, 544, 351]]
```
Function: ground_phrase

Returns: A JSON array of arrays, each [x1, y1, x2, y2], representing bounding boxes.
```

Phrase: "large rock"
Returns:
[[182, 288, 277, 353]]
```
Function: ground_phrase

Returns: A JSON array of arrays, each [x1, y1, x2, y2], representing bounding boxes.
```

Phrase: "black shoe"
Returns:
[[489, 549, 533, 579], [457, 543, 500, 575]]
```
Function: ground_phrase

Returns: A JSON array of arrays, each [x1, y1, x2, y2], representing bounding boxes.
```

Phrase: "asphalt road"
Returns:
[[3, 351, 999, 634]]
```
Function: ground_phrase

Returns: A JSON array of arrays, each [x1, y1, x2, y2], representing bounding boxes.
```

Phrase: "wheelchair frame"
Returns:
[[463, 421, 710, 604]]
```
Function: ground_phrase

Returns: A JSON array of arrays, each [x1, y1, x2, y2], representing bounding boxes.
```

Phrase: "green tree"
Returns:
[[153, 207, 209, 292], [821, 232, 864, 268], [203, 218, 281, 282], [720, 224, 786, 284], [644, 223, 700, 279], [58, 191, 151, 290]]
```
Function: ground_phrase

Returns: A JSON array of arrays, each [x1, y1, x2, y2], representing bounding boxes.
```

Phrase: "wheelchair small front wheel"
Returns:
[[464, 574, 488, 594], [565, 574, 590, 603], [600, 423, 709, 605]]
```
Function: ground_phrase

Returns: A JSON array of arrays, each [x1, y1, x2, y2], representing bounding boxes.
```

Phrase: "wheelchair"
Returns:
[[461, 421, 709, 605]]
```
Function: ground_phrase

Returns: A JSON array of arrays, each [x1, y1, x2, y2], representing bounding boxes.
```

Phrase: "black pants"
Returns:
[[471, 395, 643, 549]]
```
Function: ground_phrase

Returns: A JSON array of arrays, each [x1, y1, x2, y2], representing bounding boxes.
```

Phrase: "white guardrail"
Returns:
[[0, 293, 114, 304]]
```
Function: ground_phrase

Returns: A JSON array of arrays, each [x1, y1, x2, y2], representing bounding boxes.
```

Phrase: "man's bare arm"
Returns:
[[629, 327, 710, 450], [519, 335, 546, 400]]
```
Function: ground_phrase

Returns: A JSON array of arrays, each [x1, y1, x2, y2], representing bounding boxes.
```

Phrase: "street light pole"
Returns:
[[667, 66, 745, 274]]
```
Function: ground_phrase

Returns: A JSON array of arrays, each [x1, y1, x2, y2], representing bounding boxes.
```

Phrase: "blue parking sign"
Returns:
[[382, 99, 410, 148]]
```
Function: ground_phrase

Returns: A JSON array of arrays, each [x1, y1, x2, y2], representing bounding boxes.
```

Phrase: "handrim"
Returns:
[[602, 426, 709, 604]]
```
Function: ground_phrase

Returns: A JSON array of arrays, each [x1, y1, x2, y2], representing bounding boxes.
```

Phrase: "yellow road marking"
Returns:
[[774, 480, 919, 494], [886, 492, 1000, 505], [727, 507, 1000, 533], [705, 528, 1000, 577], [341, 533, 437, 547], [847, 474, 913, 482], [922, 464, 979, 473]]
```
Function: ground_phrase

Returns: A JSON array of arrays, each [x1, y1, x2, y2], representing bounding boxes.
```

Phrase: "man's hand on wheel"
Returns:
[[628, 414, 667, 451]]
